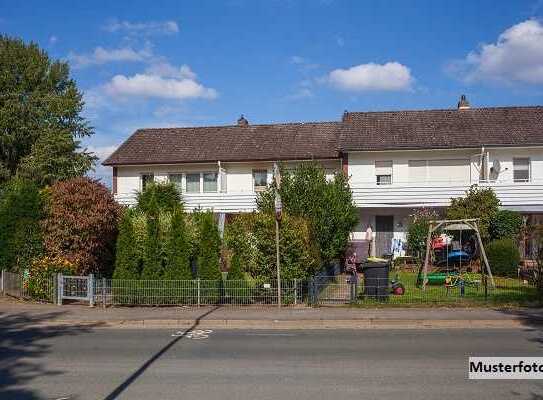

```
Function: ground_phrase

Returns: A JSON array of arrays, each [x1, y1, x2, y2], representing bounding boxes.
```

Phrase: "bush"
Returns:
[[195, 211, 222, 280], [42, 177, 121, 276], [447, 185, 500, 243], [407, 208, 439, 264], [224, 212, 321, 281], [486, 238, 520, 278], [140, 196, 163, 279], [257, 162, 358, 263], [136, 182, 182, 213], [0, 179, 44, 272], [113, 209, 142, 280], [490, 210, 523, 241], [27, 256, 77, 301]]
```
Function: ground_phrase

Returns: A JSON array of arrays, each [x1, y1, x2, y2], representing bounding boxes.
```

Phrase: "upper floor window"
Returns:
[[168, 174, 183, 193], [375, 161, 392, 185], [141, 173, 154, 191], [186, 173, 200, 193], [203, 172, 218, 192], [253, 170, 268, 192], [513, 158, 531, 182]]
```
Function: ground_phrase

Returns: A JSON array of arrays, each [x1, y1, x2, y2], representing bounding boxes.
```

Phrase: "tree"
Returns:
[[113, 209, 141, 280], [140, 196, 163, 279], [0, 35, 95, 185], [42, 177, 121, 276], [406, 208, 439, 265], [163, 208, 192, 280], [490, 210, 523, 241], [447, 185, 500, 243], [196, 211, 222, 280], [257, 162, 358, 263], [136, 182, 182, 214], [486, 238, 520, 278], [0, 178, 44, 272]]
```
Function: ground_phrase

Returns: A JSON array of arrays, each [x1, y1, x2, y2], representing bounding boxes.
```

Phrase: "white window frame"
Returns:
[[375, 160, 393, 185], [185, 172, 201, 193], [253, 169, 268, 192], [202, 171, 219, 193], [513, 157, 531, 183], [168, 173, 185, 193]]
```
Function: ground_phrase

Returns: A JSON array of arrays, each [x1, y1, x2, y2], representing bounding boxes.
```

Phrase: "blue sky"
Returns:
[[2, 0, 543, 181]]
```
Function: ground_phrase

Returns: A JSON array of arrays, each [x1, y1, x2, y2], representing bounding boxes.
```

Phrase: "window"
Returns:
[[203, 172, 218, 192], [186, 173, 200, 193], [141, 173, 154, 190], [169, 174, 183, 192], [408, 159, 470, 183], [513, 158, 531, 182], [375, 161, 392, 185], [253, 170, 268, 192]]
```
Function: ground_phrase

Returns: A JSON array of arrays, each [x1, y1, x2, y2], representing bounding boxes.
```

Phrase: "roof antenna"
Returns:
[[237, 115, 249, 126]]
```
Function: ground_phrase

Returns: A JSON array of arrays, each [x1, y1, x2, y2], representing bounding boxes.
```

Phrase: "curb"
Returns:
[[24, 318, 529, 330]]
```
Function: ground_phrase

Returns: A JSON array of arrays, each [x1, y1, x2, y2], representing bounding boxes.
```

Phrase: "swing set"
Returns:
[[420, 218, 495, 290]]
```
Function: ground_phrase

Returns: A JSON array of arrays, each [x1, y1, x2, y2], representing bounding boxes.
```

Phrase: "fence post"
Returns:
[[57, 273, 63, 305], [89, 274, 95, 307], [102, 278, 106, 309], [309, 277, 315, 306], [197, 278, 201, 308], [1, 269, 4, 295], [294, 278, 298, 305]]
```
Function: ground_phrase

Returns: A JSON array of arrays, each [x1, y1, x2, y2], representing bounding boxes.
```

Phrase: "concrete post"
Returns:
[[89, 274, 95, 307], [57, 274, 63, 305], [1, 269, 4, 295], [294, 278, 298, 305], [197, 278, 201, 307]]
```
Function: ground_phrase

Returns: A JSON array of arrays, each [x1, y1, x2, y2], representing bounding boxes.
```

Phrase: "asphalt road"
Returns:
[[2, 325, 543, 400]]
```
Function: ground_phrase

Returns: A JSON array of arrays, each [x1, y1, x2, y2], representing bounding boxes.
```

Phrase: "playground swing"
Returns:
[[420, 219, 495, 291]]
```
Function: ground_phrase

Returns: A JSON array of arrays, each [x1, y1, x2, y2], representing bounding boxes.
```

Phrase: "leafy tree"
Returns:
[[490, 210, 523, 241], [257, 162, 358, 263], [447, 185, 500, 243], [407, 208, 439, 265], [227, 252, 245, 280], [113, 209, 141, 280], [0, 35, 95, 185], [42, 177, 121, 276], [140, 196, 163, 279], [0, 178, 43, 272], [486, 238, 520, 278], [163, 208, 192, 280], [136, 182, 182, 214], [196, 211, 222, 280]]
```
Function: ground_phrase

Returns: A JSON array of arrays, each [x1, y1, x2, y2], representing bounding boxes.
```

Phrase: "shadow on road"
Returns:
[[0, 309, 98, 400], [103, 305, 221, 400]]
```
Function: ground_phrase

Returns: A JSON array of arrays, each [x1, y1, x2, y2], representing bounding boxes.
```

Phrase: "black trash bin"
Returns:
[[361, 260, 390, 301]]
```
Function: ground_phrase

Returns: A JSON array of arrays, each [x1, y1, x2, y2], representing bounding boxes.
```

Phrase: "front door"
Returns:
[[375, 215, 394, 257]]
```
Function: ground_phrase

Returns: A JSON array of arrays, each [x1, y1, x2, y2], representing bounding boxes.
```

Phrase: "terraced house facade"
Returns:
[[104, 96, 543, 258]]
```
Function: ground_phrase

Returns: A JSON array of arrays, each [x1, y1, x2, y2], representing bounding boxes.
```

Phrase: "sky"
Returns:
[[1, 0, 543, 183]]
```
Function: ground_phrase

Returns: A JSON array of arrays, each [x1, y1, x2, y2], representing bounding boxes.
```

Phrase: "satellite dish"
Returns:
[[492, 159, 501, 173]]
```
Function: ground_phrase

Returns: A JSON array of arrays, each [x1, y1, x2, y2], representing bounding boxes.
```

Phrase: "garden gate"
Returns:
[[58, 274, 94, 306]]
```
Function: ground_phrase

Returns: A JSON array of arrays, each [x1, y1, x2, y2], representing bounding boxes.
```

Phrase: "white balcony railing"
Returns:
[[350, 179, 543, 208]]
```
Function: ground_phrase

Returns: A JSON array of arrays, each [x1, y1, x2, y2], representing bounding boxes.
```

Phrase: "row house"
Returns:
[[103, 97, 543, 258]]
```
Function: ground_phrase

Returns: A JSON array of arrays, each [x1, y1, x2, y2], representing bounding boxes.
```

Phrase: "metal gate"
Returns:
[[58, 274, 94, 305]]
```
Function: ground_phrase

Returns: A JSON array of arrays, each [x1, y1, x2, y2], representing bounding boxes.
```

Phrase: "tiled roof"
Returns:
[[340, 106, 543, 151], [103, 122, 341, 166]]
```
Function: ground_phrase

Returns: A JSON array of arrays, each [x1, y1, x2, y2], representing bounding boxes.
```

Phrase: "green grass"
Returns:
[[352, 271, 539, 307]]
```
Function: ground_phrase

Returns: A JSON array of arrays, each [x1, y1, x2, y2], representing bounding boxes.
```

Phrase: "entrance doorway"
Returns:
[[375, 215, 394, 257]]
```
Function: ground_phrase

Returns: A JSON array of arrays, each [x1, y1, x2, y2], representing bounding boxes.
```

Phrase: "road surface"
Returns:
[[2, 324, 543, 399]]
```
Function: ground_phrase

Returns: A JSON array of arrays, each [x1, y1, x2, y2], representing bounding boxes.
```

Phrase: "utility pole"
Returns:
[[274, 162, 282, 308]]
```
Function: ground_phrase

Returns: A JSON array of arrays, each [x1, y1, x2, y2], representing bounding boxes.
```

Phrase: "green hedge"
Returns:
[[486, 238, 520, 278]]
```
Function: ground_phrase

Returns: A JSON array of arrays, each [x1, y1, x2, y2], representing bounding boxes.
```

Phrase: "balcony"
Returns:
[[350, 179, 543, 209], [114, 192, 258, 213]]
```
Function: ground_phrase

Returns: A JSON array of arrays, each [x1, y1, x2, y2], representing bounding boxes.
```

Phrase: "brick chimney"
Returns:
[[457, 94, 470, 110], [237, 115, 249, 126]]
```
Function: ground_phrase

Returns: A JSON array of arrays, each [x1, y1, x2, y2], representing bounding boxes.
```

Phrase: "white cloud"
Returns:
[[103, 19, 179, 35], [145, 62, 197, 80], [104, 73, 218, 100], [453, 19, 543, 85], [328, 62, 413, 91], [68, 44, 153, 68]]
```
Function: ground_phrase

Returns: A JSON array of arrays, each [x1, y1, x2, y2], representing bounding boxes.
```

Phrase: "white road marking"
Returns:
[[172, 329, 213, 339]]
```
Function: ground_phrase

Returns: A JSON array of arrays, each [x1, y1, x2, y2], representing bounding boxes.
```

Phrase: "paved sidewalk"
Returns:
[[1, 295, 542, 329]]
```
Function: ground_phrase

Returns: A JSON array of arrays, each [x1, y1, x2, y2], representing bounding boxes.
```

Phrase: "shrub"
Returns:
[[27, 256, 77, 301], [257, 162, 358, 263], [195, 211, 222, 280], [0, 179, 44, 272], [407, 208, 439, 264], [113, 209, 142, 280], [140, 196, 163, 279], [42, 177, 121, 276], [490, 210, 523, 241], [224, 252, 249, 304], [136, 182, 182, 213], [447, 185, 500, 243], [224, 212, 321, 281], [163, 208, 192, 280], [486, 238, 520, 278]]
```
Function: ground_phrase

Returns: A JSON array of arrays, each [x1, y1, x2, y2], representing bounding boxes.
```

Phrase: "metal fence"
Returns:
[[310, 274, 538, 305], [1, 270, 57, 303]]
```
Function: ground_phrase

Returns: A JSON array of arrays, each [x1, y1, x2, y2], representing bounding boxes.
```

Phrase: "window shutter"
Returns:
[[375, 161, 392, 175]]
